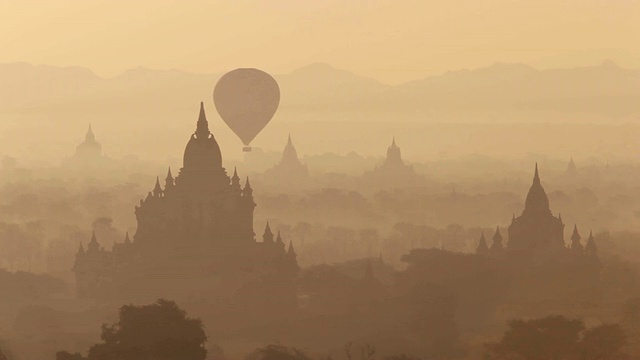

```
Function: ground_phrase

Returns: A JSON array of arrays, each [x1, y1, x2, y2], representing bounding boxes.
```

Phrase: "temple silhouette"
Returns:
[[567, 157, 577, 175], [476, 164, 598, 259], [63, 124, 105, 169], [262, 134, 309, 184], [363, 137, 424, 187], [75, 124, 102, 161], [73, 103, 298, 301]]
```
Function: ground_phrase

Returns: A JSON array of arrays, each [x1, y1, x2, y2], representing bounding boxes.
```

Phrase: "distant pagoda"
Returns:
[[363, 137, 424, 188], [268, 134, 309, 178], [476, 164, 598, 260]]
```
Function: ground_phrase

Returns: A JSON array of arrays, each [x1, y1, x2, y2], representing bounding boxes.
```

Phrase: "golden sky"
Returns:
[[1, 0, 639, 84]]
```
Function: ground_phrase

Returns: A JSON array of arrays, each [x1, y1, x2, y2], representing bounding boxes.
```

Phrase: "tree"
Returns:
[[56, 351, 84, 360], [575, 324, 628, 360], [87, 299, 207, 360], [484, 316, 628, 360], [247, 344, 311, 360]]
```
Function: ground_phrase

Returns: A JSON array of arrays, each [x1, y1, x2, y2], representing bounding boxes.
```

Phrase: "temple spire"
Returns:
[[165, 167, 174, 189], [124, 232, 131, 245], [263, 222, 274, 243], [153, 176, 163, 196], [243, 177, 253, 197], [476, 231, 489, 254], [276, 230, 285, 250], [85, 124, 96, 143], [231, 167, 241, 190], [385, 136, 403, 165], [585, 230, 598, 257], [491, 226, 504, 252], [523, 163, 551, 214], [88, 231, 100, 252], [571, 224, 581, 241], [287, 240, 296, 257], [195, 101, 210, 139], [570, 224, 583, 252]]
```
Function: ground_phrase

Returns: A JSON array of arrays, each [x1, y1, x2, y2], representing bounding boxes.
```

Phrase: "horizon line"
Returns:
[[0, 58, 633, 87]]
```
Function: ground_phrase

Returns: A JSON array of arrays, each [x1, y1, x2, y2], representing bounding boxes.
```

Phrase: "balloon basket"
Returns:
[[242, 146, 252, 152]]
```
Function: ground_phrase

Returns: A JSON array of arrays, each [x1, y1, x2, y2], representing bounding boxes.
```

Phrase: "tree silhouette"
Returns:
[[484, 316, 628, 360], [575, 324, 628, 360], [56, 351, 84, 360], [247, 344, 311, 360], [87, 299, 207, 360]]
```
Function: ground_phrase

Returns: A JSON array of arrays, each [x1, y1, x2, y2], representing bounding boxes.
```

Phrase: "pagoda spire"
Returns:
[[491, 226, 503, 252], [385, 136, 403, 165], [195, 101, 210, 140], [243, 177, 253, 197], [124, 232, 131, 245], [153, 176, 163, 197], [165, 167, 174, 189], [523, 163, 551, 215], [571, 224, 581, 241], [85, 123, 96, 143], [585, 230, 598, 257], [476, 231, 489, 254], [263, 222, 274, 243], [231, 167, 241, 189], [287, 240, 296, 257], [88, 231, 100, 252], [570, 224, 583, 252], [280, 134, 301, 165], [567, 157, 577, 174], [276, 230, 285, 251]]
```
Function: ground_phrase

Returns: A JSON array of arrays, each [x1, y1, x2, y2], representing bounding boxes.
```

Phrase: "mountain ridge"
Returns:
[[0, 61, 638, 119]]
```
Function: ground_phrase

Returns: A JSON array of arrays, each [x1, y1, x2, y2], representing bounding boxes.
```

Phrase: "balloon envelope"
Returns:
[[213, 68, 280, 146]]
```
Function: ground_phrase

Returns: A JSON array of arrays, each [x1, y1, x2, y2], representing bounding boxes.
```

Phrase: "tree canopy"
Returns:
[[484, 315, 628, 360], [87, 299, 207, 360]]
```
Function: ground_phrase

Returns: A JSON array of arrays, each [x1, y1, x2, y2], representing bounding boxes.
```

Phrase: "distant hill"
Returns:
[[0, 61, 639, 119], [383, 61, 640, 116], [0, 62, 102, 108]]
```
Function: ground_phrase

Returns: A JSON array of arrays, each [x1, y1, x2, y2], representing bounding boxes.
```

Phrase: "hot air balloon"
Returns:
[[213, 68, 280, 152]]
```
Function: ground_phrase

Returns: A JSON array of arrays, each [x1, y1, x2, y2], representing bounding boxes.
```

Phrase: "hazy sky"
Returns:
[[1, 0, 639, 84]]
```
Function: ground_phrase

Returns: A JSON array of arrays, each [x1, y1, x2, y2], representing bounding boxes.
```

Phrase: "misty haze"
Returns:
[[1, 1, 640, 360]]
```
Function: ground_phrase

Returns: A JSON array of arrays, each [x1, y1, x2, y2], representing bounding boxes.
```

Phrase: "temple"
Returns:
[[476, 164, 598, 259], [73, 102, 298, 301], [263, 134, 309, 182], [77, 125, 102, 159], [567, 157, 577, 175], [65, 124, 104, 168], [363, 137, 424, 187], [508, 164, 565, 252]]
